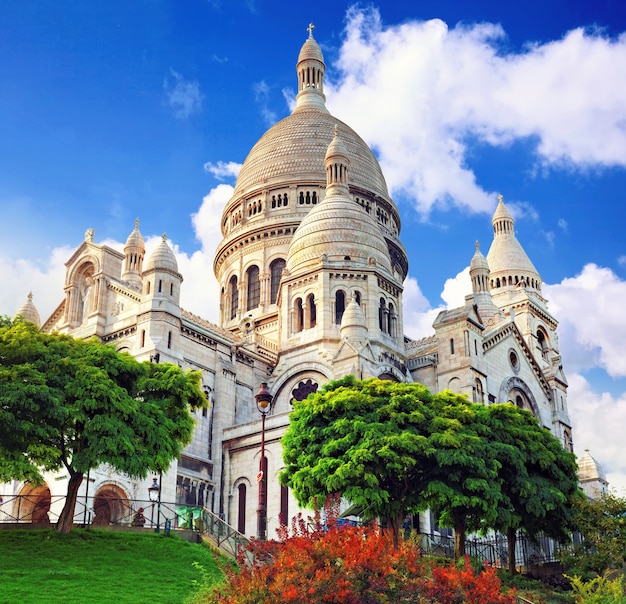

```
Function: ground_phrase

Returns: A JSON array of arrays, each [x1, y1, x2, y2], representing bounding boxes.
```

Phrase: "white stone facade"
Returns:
[[7, 29, 584, 537]]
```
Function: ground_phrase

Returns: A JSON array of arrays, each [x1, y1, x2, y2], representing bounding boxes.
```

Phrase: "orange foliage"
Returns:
[[208, 497, 515, 604]]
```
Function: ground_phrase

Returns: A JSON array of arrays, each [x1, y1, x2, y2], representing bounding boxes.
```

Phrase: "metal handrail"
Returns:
[[197, 507, 251, 562]]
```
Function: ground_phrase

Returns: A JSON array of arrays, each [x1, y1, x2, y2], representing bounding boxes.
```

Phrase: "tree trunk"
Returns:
[[507, 527, 517, 576], [453, 515, 466, 561], [56, 471, 83, 534], [387, 511, 404, 549]]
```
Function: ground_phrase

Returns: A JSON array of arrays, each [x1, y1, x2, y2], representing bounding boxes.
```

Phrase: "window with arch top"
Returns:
[[270, 259, 286, 304], [246, 266, 260, 310], [229, 275, 238, 320]]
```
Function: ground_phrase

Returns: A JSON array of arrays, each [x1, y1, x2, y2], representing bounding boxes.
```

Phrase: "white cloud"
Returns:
[[164, 70, 203, 119], [326, 7, 626, 215], [401, 276, 441, 339], [203, 161, 242, 180], [567, 372, 626, 496], [545, 264, 626, 378], [0, 247, 71, 323], [253, 80, 278, 125]]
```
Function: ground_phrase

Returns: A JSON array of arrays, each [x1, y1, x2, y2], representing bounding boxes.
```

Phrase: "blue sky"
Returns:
[[2, 1, 626, 492]]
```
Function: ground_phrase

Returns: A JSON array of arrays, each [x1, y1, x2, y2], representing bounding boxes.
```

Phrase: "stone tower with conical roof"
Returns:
[[15, 292, 41, 327], [408, 195, 573, 451], [122, 219, 145, 289]]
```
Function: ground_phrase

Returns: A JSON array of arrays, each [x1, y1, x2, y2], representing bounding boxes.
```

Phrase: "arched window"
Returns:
[[158, 279, 162, 293], [335, 290, 346, 324], [280, 485, 289, 527], [387, 302, 395, 337], [563, 429, 573, 452], [295, 298, 303, 332], [270, 259, 286, 304], [307, 293, 316, 328], [141, 330, 145, 348], [237, 484, 246, 534], [170, 283, 174, 296], [379, 298, 386, 332], [354, 291, 361, 305], [246, 266, 260, 310], [474, 378, 484, 403], [450, 338, 455, 354], [537, 329, 549, 360], [167, 331, 172, 349], [229, 276, 238, 320], [146, 281, 151, 294]]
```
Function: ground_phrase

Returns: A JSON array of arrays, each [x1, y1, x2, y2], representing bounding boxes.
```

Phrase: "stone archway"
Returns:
[[498, 376, 541, 419], [92, 484, 130, 526], [16, 484, 51, 525]]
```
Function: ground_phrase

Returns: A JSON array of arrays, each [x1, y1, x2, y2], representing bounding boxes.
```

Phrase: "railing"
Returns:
[[196, 507, 251, 561], [417, 531, 564, 568], [0, 494, 199, 533], [0, 494, 248, 561]]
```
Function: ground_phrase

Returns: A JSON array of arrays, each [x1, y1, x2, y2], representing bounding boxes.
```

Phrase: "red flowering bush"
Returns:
[[206, 498, 515, 603]]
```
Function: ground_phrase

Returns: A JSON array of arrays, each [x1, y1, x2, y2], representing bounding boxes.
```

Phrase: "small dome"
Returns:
[[287, 133, 392, 274], [486, 195, 541, 287], [470, 241, 490, 273], [15, 292, 41, 327], [125, 218, 145, 251], [325, 125, 350, 163], [298, 27, 324, 64], [578, 449, 607, 484], [340, 294, 368, 341], [145, 234, 179, 273]]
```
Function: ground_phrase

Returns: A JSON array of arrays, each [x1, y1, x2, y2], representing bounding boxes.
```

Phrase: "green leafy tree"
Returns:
[[280, 376, 437, 547], [564, 492, 626, 575], [481, 403, 581, 575], [423, 391, 503, 560], [0, 318, 207, 533]]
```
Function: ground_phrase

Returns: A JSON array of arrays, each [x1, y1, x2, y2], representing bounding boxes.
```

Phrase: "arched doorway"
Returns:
[[15, 484, 51, 525], [92, 484, 130, 526]]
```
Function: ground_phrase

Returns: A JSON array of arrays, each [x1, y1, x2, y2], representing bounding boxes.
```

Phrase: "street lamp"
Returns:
[[255, 382, 273, 540], [148, 476, 160, 530]]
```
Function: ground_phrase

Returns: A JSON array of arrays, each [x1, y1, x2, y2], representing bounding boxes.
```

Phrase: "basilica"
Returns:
[[7, 29, 587, 535]]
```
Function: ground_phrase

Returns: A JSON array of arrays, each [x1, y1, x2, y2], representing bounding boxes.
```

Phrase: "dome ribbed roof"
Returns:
[[232, 112, 390, 201], [470, 241, 490, 273], [287, 131, 391, 274], [125, 219, 145, 251], [298, 33, 324, 64], [578, 449, 607, 483], [15, 292, 41, 327], [145, 234, 179, 273], [287, 196, 392, 273], [486, 197, 540, 281]]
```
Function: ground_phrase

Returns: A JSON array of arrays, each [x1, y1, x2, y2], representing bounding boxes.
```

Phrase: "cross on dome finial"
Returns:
[[497, 193, 504, 204], [333, 124, 339, 137], [475, 240, 480, 251], [162, 233, 168, 242], [307, 22, 315, 38], [135, 218, 140, 229]]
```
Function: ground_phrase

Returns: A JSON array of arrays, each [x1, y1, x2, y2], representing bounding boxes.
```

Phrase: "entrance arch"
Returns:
[[92, 484, 130, 526], [15, 484, 51, 525]]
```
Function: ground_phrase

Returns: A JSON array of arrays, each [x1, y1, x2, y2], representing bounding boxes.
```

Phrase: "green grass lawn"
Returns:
[[0, 528, 225, 604]]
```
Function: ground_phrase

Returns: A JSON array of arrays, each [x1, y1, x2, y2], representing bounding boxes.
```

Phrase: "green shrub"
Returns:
[[566, 572, 626, 604]]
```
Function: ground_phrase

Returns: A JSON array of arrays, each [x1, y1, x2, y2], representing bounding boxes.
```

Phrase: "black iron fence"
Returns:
[[0, 493, 200, 532], [418, 530, 567, 569], [0, 493, 250, 561]]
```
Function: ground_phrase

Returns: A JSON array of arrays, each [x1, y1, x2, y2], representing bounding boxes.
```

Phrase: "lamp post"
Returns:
[[148, 476, 160, 530], [255, 382, 273, 540]]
